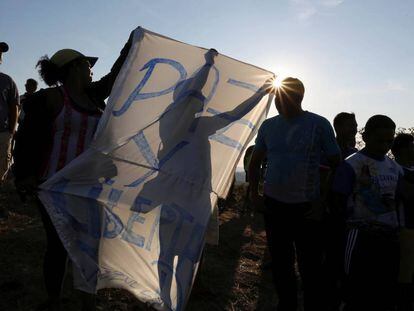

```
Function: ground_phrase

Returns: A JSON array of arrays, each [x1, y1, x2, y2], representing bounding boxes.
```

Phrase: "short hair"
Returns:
[[277, 77, 305, 104], [26, 78, 38, 86], [391, 133, 414, 156], [333, 112, 355, 131], [364, 115, 395, 135]]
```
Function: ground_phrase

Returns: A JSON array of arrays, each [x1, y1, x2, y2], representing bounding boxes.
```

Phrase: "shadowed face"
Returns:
[[274, 89, 302, 117], [274, 77, 304, 118], [69, 58, 93, 86], [337, 118, 358, 147], [397, 142, 414, 167], [0, 52, 3, 65], [364, 128, 395, 157], [25, 81, 37, 94], [406, 142, 414, 166]]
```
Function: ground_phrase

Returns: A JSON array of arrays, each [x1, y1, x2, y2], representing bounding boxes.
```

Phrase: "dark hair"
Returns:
[[276, 77, 305, 104], [26, 78, 38, 86], [364, 115, 395, 135], [333, 112, 355, 131], [391, 133, 414, 156], [36, 56, 78, 86]]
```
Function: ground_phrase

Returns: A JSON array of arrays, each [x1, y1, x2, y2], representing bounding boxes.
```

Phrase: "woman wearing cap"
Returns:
[[13, 33, 132, 311]]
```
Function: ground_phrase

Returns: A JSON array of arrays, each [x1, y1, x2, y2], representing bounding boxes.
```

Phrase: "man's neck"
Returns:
[[361, 147, 386, 161], [284, 109, 304, 119], [336, 137, 350, 150]]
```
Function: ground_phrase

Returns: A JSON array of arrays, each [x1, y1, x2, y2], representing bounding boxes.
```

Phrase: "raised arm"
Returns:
[[205, 78, 273, 134], [172, 49, 218, 106], [189, 49, 218, 94], [223, 78, 273, 118], [88, 31, 134, 106]]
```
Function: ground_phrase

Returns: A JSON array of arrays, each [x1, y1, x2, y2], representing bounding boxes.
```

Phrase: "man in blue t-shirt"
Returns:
[[249, 77, 340, 311]]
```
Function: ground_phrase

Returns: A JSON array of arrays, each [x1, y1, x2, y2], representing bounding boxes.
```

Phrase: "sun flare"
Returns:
[[272, 75, 285, 89]]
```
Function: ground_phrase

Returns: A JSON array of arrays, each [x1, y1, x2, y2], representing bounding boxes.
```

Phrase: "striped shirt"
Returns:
[[43, 87, 102, 179]]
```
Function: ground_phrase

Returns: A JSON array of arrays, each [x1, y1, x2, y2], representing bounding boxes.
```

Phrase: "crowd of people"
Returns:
[[0, 36, 413, 311], [248, 78, 414, 311]]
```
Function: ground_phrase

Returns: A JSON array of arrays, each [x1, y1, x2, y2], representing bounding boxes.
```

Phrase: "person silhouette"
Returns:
[[133, 49, 273, 309], [0, 41, 19, 184], [13, 32, 132, 311]]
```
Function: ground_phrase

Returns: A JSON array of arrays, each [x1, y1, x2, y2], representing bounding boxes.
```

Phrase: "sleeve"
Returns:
[[254, 123, 267, 151], [320, 118, 340, 156], [332, 161, 356, 196], [13, 90, 54, 182], [87, 32, 133, 107], [8, 78, 19, 107], [395, 172, 405, 226], [396, 169, 404, 198]]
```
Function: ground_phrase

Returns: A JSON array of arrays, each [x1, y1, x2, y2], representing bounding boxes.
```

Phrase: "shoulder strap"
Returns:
[[60, 86, 71, 106]]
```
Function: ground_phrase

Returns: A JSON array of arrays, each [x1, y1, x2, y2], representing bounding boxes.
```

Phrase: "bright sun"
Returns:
[[272, 75, 285, 88]]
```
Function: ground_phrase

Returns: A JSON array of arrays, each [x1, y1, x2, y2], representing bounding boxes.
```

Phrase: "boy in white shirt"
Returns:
[[332, 115, 402, 311]]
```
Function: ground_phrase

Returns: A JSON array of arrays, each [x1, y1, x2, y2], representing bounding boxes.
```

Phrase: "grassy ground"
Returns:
[[0, 181, 278, 311]]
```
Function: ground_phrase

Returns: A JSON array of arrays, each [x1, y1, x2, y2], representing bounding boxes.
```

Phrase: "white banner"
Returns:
[[38, 27, 274, 310]]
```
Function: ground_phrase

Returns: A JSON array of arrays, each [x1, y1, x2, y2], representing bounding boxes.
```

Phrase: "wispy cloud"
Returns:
[[290, 0, 345, 21], [319, 0, 345, 8]]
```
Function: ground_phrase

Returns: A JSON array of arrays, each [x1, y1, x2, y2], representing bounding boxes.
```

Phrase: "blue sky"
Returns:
[[1, 0, 413, 128]]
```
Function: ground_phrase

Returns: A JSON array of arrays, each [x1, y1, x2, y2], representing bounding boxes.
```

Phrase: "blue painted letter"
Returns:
[[112, 58, 187, 116]]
